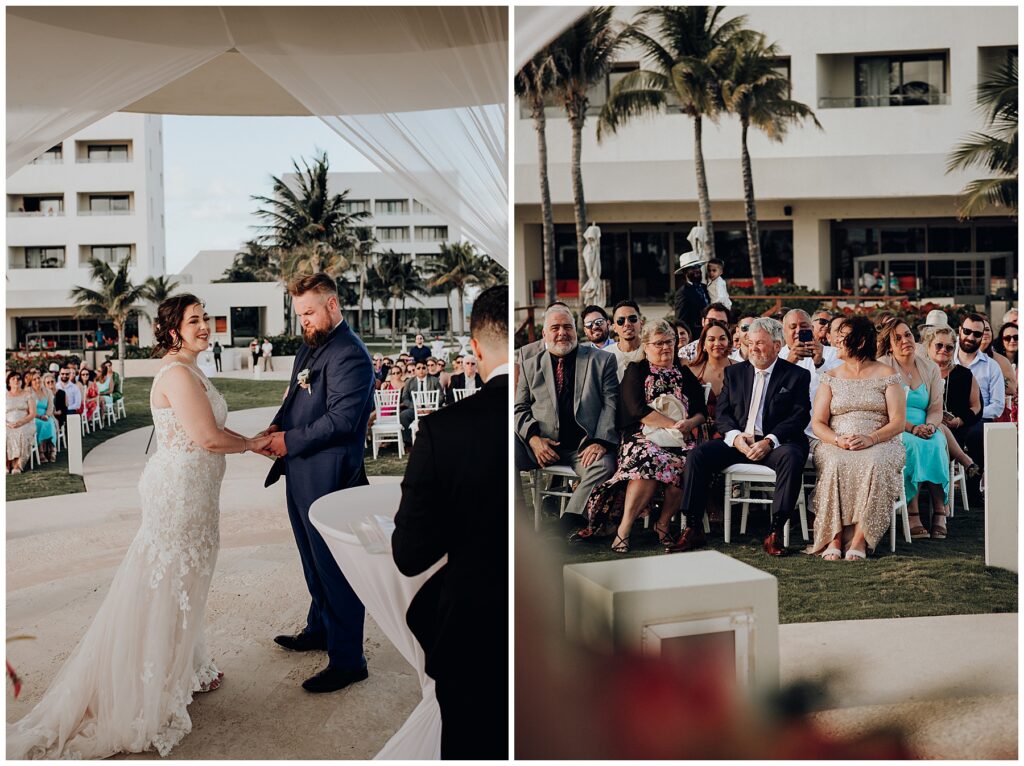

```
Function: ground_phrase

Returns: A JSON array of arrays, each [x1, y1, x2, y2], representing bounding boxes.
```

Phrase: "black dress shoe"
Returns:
[[274, 632, 328, 652], [302, 663, 369, 694]]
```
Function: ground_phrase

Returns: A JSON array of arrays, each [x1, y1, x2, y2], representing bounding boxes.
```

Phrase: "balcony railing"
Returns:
[[77, 157, 131, 164], [818, 93, 950, 108], [77, 209, 132, 216], [30, 156, 63, 165], [8, 210, 65, 217]]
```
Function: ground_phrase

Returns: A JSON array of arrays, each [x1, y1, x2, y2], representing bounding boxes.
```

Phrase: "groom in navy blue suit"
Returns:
[[261, 273, 377, 693]]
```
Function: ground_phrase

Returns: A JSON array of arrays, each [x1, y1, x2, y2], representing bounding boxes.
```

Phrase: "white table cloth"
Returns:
[[309, 483, 443, 760]]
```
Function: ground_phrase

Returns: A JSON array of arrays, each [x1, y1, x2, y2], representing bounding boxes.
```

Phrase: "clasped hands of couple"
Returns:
[[242, 425, 288, 458]]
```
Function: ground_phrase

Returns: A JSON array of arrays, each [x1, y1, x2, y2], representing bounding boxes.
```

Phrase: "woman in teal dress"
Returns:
[[96, 365, 115, 420], [30, 373, 57, 463], [878, 319, 950, 538]]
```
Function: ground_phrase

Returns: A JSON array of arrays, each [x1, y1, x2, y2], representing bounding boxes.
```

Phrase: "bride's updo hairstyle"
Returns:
[[152, 294, 204, 357]]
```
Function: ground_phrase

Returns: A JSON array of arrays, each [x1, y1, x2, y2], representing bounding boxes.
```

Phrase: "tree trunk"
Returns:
[[116, 320, 126, 379], [391, 297, 398, 343], [740, 118, 765, 294], [533, 100, 557, 306], [444, 291, 453, 338], [357, 263, 366, 335], [692, 114, 716, 259], [457, 286, 466, 333], [568, 102, 588, 307]]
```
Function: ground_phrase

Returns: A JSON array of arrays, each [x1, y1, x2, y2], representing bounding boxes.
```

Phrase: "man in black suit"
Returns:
[[392, 285, 508, 759], [444, 354, 485, 405], [673, 253, 711, 333], [668, 317, 811, 556], [399, 359, 443, 445]]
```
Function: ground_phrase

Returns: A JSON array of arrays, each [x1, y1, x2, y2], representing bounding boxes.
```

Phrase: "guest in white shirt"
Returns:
[[731, 315, 757, 362], [955, 313, 1005, 495], [261, 338, 274, 371], [57, 367, 82, 414], [705, 258, 732, 310], [680, 303, 731, 362], [780, 309, 843, 442], [580, 305, 616, 350], [811, 310, 833, 345], [608, 300, 646, 381]]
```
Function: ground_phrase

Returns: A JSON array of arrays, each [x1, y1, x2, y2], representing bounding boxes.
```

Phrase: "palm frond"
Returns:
[[956, 176, 1018, 218]]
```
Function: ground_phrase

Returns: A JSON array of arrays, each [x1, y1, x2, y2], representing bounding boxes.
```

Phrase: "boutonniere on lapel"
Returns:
[[296, 368, 312, 395]]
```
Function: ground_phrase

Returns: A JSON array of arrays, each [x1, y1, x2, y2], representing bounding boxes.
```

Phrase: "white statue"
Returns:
[[580, 222, 606, 308], [686, 224, 708, 262]]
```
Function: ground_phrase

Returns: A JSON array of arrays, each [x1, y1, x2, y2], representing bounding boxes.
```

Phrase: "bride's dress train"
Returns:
[[8, 362, 228, 759]]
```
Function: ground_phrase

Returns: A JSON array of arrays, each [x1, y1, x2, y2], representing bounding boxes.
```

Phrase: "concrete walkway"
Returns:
[[6, 409, 411, 759]]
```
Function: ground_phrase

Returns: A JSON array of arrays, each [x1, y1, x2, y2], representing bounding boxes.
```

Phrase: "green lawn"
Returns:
[[528, 486, 1018, 625], [6, 377, 408, 502]]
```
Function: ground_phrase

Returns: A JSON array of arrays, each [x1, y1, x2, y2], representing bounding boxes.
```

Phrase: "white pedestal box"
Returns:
[[984, 423, 1018, 572], [564, 551, 779, 694]]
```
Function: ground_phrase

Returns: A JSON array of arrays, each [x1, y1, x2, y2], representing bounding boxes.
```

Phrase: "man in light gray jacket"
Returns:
[[514, 305, 619, 520]]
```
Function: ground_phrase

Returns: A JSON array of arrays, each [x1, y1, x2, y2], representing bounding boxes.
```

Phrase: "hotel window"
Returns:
[[12, 195, 64, 215], [340, 199, 370, 214], [771, 57, 792, 98], [86, 194, 131, 214], [31, 145, 62, 164], [415, 226, 448, 242], [412, 199, 432, 214], [596, 62, 641, 114], [376, 226, 409, 242], [855, 52, 948, 107], [90, 245, 133, 265], [375, 199, 408, 215], [10, 246, 66, 269], [84, 143, 129, 162]]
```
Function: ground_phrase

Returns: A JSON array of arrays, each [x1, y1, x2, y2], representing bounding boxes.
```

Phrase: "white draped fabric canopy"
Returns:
[[6, 6, 508, 265], [513, 5, 587, 71]]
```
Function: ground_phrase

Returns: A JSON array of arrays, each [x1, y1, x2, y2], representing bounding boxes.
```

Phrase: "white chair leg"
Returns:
[[900, 485, 911, 543], [959, 464, 969, 511], [397, 434, 405, 459], [702, 513, 710, 535], [372, 433, 379, 459], [723, 475, 732, 544], [783, 519, 791, 548], [739, 485, 750, 535], [798, 490, 809, 541], [890, 503, 897, 553]]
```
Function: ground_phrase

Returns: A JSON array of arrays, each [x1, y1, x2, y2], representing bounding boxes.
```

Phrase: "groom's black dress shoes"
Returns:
[[302, 663, 369, 694], [274, 632, 328, 652]]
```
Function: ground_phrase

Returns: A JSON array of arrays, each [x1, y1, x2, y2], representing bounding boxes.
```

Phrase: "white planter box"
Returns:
[[984, 423, 1018, 572]]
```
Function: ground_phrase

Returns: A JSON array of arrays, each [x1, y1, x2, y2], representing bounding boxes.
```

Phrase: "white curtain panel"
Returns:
[[513, 6, 588, 72]]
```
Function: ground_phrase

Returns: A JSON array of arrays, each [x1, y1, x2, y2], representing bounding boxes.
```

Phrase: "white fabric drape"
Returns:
[[513, 6, 588, 72], [7, 7, 509, 266]]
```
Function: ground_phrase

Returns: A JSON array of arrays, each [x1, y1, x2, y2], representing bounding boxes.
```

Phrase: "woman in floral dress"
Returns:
[[577, 319, 708, 552]]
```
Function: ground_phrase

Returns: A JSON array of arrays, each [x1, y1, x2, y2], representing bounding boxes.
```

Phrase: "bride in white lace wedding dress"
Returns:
[[7, 297, 271, 760]]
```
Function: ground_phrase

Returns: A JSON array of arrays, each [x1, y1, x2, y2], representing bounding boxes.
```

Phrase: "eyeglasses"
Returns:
[[961, 328, 984, 339], [1003, 335, 1018, 342], [584, 318, 607, 329], [933, 343, 955, 352], [740, 324, 751, 332], [615, 314, 639, 326], [814, 318, 831, 325], [646, 339, 674, 349]]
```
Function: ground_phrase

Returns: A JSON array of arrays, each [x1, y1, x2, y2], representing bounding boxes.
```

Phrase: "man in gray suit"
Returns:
[[400, 359, 443, 445], [515, 305, 619, 520]]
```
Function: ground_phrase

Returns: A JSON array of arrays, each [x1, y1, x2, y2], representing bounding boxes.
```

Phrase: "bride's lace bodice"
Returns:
[[150, 362, 229, 453]]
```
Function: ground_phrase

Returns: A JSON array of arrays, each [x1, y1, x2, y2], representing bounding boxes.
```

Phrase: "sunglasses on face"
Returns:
[[1003, 335, 1019, 342], [961, 329, 984, 339], [740, 324, 751, 332], [616, 314, 639, 326], [584, 318, 607, 329], [934, 343, 955, 352], [814, 318, 830, 325]]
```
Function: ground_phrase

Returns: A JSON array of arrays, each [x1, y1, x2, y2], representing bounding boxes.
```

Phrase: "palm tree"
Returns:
[[372, 251, 425, 342], [364, 265, 392, 338], [947, 55, 1018, 218], [548, 7, 635, 286], [141, 274, 181, 305], [598, 7, 749, 260], [719, 32, 821, 293], [344, 226, 378, 334], [516, 50, 558, 305], [216, 239, 280, 284], [426, 242, 484, 334], [69, 255, 149, 378]]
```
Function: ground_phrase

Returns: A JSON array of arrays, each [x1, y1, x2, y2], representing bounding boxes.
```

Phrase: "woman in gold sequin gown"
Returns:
[[807, 316, 907, 560]]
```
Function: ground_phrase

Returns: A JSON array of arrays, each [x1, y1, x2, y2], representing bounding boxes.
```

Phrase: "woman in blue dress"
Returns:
[[878, 319, 950, 538], [30, 372, 57, 463]]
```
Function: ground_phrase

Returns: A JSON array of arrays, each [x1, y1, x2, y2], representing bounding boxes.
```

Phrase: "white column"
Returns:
[[67, 414, 83, 475], [984, 423, 1018, 572]]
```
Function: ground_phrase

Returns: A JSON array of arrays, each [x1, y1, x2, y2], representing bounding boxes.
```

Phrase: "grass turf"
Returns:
[[528, 486, 1018, 625], [7, 377, 407, 501]]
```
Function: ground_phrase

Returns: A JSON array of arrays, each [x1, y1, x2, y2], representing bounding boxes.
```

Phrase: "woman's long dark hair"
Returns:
[[152, 294, 203, 357], [691, 320, 732, 368]]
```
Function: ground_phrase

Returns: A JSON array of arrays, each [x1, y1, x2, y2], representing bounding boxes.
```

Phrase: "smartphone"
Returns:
[[798, 328, 814, 343]]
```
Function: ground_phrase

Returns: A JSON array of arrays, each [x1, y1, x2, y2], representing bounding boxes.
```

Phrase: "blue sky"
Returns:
[[162, 116, 376, 273]]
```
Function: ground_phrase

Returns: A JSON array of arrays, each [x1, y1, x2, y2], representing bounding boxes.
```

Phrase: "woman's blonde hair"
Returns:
[[640, 319, 675, 347]]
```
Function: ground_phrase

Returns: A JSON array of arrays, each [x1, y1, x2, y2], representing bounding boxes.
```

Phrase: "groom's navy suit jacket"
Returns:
[[265, 320, 376, 491]]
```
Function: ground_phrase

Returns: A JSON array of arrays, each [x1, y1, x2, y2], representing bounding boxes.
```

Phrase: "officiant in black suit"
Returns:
[[668, 317, 811, 556], [392, 285, 509, 760]]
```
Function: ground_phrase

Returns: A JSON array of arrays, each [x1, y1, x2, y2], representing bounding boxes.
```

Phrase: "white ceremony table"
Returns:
[[309, 483, 444, 760]]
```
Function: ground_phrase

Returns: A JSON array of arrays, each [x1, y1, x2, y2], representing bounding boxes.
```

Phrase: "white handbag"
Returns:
[[641, 394, 688, 448]]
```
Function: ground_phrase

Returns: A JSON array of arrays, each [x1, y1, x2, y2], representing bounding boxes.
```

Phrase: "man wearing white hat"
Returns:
[[673, 252, 710, 334]]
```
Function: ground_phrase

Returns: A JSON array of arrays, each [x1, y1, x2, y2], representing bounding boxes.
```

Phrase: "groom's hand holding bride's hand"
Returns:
[[248, 433, 275, 455]]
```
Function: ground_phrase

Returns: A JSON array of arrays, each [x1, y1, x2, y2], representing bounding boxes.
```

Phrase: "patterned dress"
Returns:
[[807, 373, 906, 555], [583, 364, 700, 531]]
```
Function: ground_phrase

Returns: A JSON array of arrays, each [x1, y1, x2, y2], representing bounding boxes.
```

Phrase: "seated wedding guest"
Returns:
[[781, 309, 843, 443], [445, 355, 484, 405], [515, 301, 572, 387], [673, 252, 710, 333], [58, 367, 82, 416], [6, 372, 35, 474], [80, 369, 100, 423], [979, 315, 1016, 421], [101, 360, 122, 409], [731, 315, 758, 362], [393, 285, 509, 759], [608, 300, 646, 381], [873, 310, 897, 330], [673, 320, 692, 357], [811, 310, 833, 345], [916, 309, 950, 358], [679, 303, 731, 362], [807, 316, 906, 560], [96, 363, 115, 419], [581, 305, 615, 350], [380, 366, 405, 394], [878, 319, 950, 539], [993, 322, 1017, 367], [399, 360, 442, 446], [45, 372, 67, 436], [30, 372, 57, 463], [956, 313, 1004, 497], [452, 354, 464, 377], [574, 320, 707, 550], [427, 357, 443, 380], [514, 304, 619, 521], [924, 325, 981, 480], [1001, 307, 1018, 326], [685, 320, 735, 439], [667, 318, 811, 555]]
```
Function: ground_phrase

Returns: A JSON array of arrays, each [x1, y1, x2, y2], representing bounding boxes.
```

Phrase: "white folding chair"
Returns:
[[453, 388, 478, 402], [103, 400, 116, 427], [889, 479, 912, 552], [532, 465, 579, 531], [410, 390, 441, 443], [80, 412, 90, 436], [948, 460, 968, 518], [28, 440, 40, 470], [90, 406, 102, 431], [370, 390, 403, 459], [115, 397, 127, 420], [723, 463, 809, 547], [56, 423, 67, 453]]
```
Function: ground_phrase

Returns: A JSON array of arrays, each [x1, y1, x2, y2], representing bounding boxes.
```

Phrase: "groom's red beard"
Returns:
[[303, 325, 332, 348]]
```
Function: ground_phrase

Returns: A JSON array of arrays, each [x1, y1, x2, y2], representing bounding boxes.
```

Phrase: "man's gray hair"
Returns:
[[749, 317, 783, 342], [462, 355, 478, 365], [784, 308, 812, 323], [543, 305, 576, 326]]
